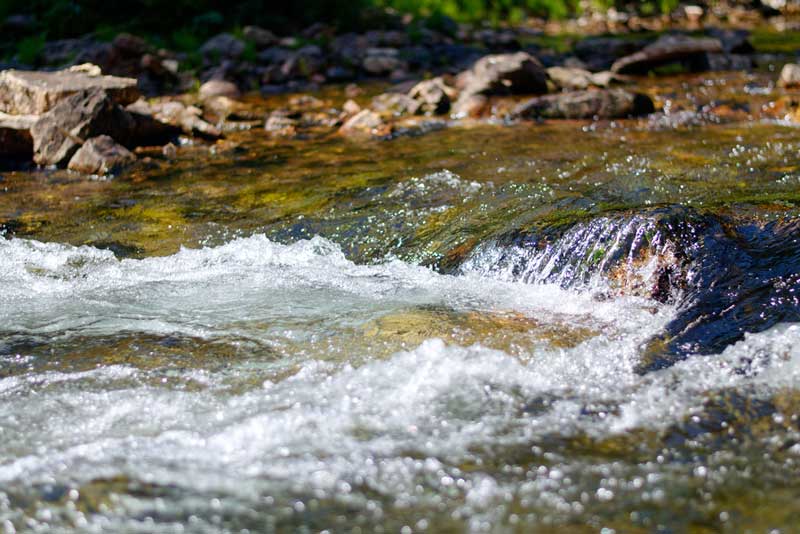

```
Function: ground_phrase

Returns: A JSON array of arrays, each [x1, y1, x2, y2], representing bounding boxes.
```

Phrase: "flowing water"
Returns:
[[3, 71, 800, 532]]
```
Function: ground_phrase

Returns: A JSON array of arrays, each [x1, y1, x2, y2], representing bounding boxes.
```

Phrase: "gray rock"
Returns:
[[31, 89, 134, 166], [281, 46, 325, 79], [460, 52, 548, 97], [0, 111, 35, 158], [451, 94, 488, 119], [779, 63, 800, 88], [0, 68, 140, 115], [67, 135, 135, 175], [408, 78, 453, 115], [701, 53, 754, 72], [547, 67, 623, 91], [362, 48, 405, 75], [514, 89, 654, 120], [201, 33, 246, 59], [243, 26, 278, 49], [611, 35, 723, 74]]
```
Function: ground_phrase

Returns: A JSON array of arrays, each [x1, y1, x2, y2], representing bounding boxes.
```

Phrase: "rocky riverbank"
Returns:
[[3, 4, 800, 177]]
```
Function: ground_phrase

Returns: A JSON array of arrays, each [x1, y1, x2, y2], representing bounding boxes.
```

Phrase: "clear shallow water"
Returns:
[[3, 71, 800, 531], [2, 233, 800, 532]]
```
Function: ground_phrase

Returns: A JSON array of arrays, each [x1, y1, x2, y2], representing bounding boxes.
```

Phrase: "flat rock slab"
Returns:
[[0, 69, 140, 115], [611, 35, 723, 74], [0, 111, 36, 157]]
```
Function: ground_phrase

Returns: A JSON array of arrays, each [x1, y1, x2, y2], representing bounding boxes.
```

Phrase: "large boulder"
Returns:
[[611, 35, 723, 74], [67, 135, 135, 175], [0, 68, 140, 115], [459, 52, 548, 97], [514, 89, 654, 120], [31, 89, 178, 167], [0, 112, 35, 158]]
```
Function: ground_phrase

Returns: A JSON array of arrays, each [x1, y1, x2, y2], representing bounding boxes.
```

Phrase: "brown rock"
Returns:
[[514, 89, 654, 120], [339, 109, 387, 137], [611, 35, 723, 74], [451, 94, 488, 119], [0, 68, 140, 115], [460, 52, 548, 97], [67, 135, 135, 175], [371, 93, 421, 116]]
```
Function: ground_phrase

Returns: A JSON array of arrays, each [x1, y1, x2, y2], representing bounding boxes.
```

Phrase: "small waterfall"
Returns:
[[460, 214, 676, 295]]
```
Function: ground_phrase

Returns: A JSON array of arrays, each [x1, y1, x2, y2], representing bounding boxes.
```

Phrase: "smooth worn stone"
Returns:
[[0, 68, 140, 115], [547, 66, 595, 91], [514, 89, 655, 120], [779, 63, 800, 88], [0, 111, 36, 157], [199, 79, 241, 100], [611, 35, 724, 74], [281, 46, 325, 79], [408, 78, 453, 115], [460, 52, 548, 97], [264, 114, 298, 137], [67, 135, 135, 175]]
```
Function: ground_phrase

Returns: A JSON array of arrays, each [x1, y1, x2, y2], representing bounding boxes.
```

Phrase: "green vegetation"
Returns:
[[0, 0, 681, 47]]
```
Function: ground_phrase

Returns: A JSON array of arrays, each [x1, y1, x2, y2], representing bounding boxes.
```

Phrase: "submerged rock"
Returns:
[[0, 68, 140, 115], [611, 34, 723, 74], [67, 135, 135, 175], [514, 89, 654, 120]]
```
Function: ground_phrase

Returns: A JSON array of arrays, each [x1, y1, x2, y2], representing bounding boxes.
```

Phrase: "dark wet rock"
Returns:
[[514, 89, 654, 120], [778, 64, 800, 88], [112, 33, 149, 57], [371, 93, 421, 116], [611, 34, 724, 74], [701, 53, 754, 72], [199, 79, 241, 100], [281, 46, 325, 79], [0, 68, 140, 115], [707, 28, 754, 54], [257, 47, 293, 66], [362, 48, 406, 75], [408, 78, 453, 115], [201, 33, 246, 60], [459, 52, 548, 97], [67, 135, 135, 175], [0, 112, 35, 158], [243, 26, 278, 49], [326, 65, 355, 82], [574, 37, 646, 72]]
